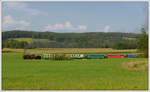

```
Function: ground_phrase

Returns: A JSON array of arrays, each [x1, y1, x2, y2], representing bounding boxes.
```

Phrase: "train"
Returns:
[[23, 53, 137, 60]]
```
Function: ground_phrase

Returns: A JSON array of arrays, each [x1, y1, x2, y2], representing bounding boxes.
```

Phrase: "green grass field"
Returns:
[[2, 53, 148, 90], [3, 48, 138, 54]]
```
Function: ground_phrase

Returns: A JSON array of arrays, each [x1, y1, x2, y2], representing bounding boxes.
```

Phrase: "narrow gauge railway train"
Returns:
[[23, 54, 137, 60]]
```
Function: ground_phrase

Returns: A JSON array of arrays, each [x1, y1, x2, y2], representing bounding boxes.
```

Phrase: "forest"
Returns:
[[2, 30, 138, 49]]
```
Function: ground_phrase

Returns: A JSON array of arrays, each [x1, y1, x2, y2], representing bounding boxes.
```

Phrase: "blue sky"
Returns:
[[2, 2, 148, 33]]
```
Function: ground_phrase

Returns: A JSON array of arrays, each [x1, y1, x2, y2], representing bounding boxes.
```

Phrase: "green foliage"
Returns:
[[2, 53, 148, 90], [65, 56, 72, 60], [112, 41, 137, 49], [136, 28, 148, 57], [2, 39, 28, 49], [54, 54, 72, 60], [9, 38, 50, 44], [2, 30, 138, 48]]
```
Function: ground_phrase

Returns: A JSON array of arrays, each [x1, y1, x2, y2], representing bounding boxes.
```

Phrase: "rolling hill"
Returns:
[[2, 30, 139, 48]]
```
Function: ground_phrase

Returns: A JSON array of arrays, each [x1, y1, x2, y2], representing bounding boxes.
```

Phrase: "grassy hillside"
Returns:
[[9, 38, 51, 43], [2, 53, 148, 90], [2, 30, 138, 48]]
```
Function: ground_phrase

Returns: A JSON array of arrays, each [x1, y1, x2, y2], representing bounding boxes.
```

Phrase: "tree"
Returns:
[[112, 41, 136, 49], [137, 28, 148, 57]]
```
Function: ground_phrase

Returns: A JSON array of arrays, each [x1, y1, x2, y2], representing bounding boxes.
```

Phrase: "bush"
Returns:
[[54, 54, 72, 60], [65, 56, 72, 60]]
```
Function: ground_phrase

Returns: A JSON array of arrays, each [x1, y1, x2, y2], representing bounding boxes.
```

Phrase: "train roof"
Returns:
[[86, 54, 104, 55], [107, 54, 124, 55]]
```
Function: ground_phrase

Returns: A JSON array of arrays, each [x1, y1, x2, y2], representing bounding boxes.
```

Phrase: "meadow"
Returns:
[[3, 48, 137, 54], [2, 52, 148, 90]]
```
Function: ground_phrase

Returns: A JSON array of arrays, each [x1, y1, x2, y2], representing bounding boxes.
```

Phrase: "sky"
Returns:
[[2, 2, 148, 33]]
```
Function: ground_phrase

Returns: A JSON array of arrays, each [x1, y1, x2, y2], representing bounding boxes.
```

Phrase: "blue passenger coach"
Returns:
[[126, 54, 136, 58]]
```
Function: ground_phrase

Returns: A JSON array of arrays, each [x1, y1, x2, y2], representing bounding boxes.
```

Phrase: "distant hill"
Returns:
[[2, 30, 139, 48], [8, 38, 51, 44]]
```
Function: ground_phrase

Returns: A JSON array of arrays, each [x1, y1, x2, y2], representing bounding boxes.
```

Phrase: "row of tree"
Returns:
[[2, 30, 138, 49], [2, 40, 28, 49], [2, 39, 137, 49], [2, 30, 138, 41], [112, 42, 137, 49]]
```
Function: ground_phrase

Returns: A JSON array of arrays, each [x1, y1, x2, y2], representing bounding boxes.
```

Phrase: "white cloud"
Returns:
[[78, 25, 87, 30], [4, 16, 14, 26], [104, 25, 110, 32], [3, 2, 46, 16], [3, 15, 30, 30], [44, 21, 87, 32], [54, 24, 64, 30], [65, 21, 72, 28]]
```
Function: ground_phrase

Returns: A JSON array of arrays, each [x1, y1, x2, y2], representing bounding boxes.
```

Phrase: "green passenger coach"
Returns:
[[42, 54, 55, 59], [86, 54, 105, 59]]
